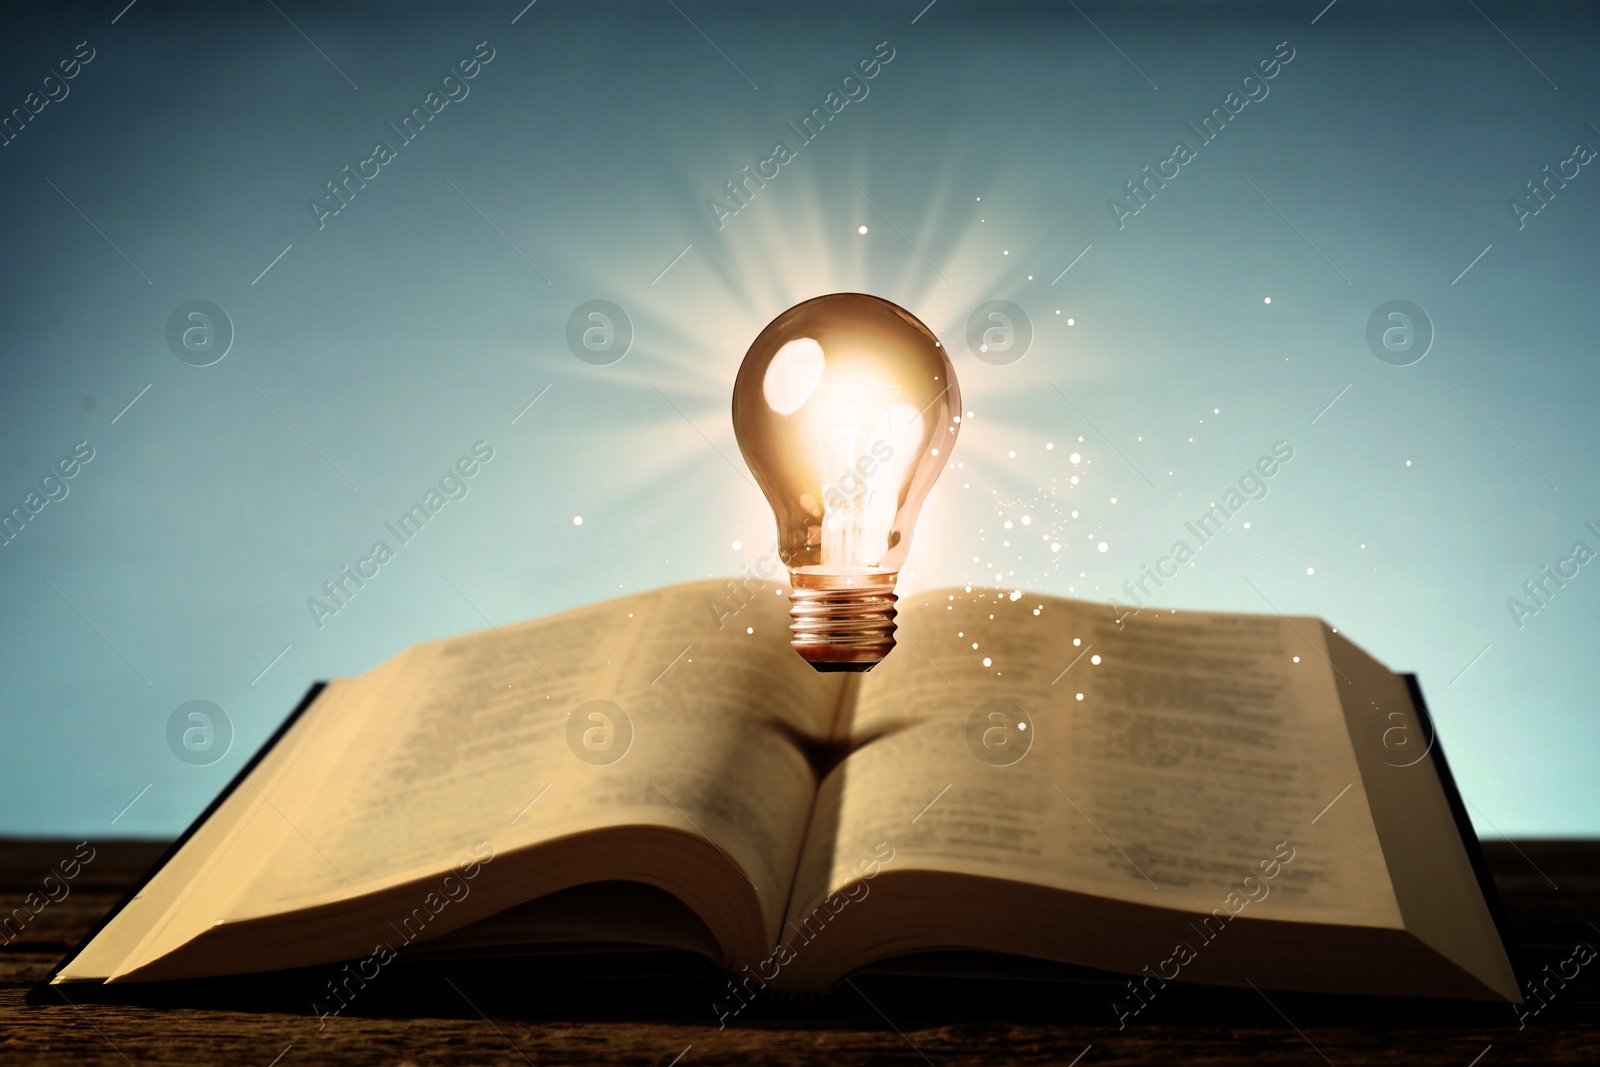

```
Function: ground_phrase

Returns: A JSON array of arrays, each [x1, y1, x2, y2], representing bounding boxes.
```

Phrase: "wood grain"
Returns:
[[2, 838, 1597, 1065]]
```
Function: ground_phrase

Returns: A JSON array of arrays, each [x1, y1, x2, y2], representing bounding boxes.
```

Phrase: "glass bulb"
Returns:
[[732, 293, 961, 671]]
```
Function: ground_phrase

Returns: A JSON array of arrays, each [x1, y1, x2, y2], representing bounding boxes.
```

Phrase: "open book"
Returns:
[[50, 579, 1521, 1006]]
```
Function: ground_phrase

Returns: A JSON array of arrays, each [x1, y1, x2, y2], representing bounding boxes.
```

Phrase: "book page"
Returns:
[[123, 580, 843, 975], [788, 587, 1402, 929], [1326, 633, 1521, 1001], [55, 670, 389, 983]]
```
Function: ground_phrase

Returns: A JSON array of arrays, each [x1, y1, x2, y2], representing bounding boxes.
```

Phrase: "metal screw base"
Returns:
[[788, 571, 898, 672]]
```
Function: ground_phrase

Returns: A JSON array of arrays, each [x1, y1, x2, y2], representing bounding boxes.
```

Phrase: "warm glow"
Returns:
[[762, 337, 825, 415], [733, 294, 961, 576]]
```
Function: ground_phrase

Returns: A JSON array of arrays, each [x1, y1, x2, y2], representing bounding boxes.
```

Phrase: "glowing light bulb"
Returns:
[[733, 293, 961, 671]]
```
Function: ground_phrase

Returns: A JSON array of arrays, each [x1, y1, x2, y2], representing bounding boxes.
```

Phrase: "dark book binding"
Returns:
[[1404, 674, 1530, 997], [29, 683, 327, 1005]]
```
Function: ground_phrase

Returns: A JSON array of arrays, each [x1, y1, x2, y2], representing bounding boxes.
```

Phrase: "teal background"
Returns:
[[0, 1, 1595, 838]]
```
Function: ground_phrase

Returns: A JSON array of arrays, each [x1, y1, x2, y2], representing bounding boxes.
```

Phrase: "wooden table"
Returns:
[[2, 838, 1596, 1064]]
